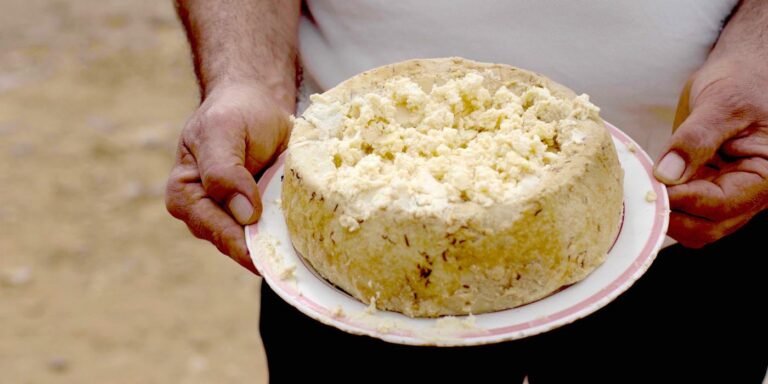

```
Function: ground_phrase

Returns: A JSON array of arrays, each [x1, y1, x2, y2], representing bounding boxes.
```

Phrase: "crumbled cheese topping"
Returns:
[[293, 72, 599, 229], [645, 190, 657, 202]]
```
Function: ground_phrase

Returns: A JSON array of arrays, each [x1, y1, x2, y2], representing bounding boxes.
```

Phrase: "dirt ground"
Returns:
[[0, 1, 268, 382]]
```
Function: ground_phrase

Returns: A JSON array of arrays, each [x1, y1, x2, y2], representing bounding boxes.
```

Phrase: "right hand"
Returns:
[[165, 84, 292, 273], [654, 58, 768, 248]]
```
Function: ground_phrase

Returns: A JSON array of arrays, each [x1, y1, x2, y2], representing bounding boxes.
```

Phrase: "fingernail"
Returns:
[[228, 194, 254, 224], [656, 151, 686, 182]]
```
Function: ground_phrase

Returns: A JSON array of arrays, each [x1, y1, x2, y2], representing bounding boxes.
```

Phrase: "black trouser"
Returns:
[[260, 214, 768, 383]]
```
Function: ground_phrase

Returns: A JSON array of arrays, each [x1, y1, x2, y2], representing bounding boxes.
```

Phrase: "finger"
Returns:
[[667, 211, 752, 248], [185, 114, 262, 225], [200, 159, 264, 226], [186, 195, 259, 275], [690, 160, 722, 181], [174, 180, 258, 274], [667, 157, 768, 221], [166, 162, 258, 275], [721, 127, 768, 158], [166, 158, 205, 221], [655, 90, 754, 185]]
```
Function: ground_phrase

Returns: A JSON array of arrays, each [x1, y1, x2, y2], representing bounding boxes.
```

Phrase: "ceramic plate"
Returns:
[[246, 122, 669, 346]]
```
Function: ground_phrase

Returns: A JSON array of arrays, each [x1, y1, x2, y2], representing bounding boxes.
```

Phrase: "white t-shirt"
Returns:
[[299, 0, 738, 158]]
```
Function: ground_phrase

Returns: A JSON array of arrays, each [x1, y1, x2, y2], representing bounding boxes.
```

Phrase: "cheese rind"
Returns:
[[283, 58, 623, 317]]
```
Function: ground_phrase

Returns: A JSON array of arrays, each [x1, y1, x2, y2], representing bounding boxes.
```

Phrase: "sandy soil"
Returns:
[[0, 1, 267, 382]]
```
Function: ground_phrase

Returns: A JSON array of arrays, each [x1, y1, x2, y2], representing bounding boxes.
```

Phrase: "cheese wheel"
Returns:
[[283, 57, 623, 317]]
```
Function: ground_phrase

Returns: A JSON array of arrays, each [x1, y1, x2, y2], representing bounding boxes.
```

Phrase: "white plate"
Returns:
[[246, 122, 669, 347]]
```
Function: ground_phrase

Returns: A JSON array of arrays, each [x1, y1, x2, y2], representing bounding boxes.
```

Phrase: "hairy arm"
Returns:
[[175, 0, 300, 108], [167, 0, 301, 272], [711, 0, 768, 60]]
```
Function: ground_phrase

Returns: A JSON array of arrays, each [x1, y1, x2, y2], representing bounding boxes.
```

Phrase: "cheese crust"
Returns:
[[283, 58, 623, 317]]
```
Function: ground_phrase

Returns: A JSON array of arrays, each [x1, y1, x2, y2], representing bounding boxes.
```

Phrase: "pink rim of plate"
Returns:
[[247, 121, 670, 345]]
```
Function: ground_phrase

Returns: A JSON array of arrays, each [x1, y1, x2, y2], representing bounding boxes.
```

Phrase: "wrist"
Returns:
[[203, 76, 297, 115]]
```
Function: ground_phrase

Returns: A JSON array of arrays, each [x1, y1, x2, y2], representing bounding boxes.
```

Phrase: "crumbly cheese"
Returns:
[[364, 297, 378, 315], [279, 264, 297, 281], [293, 72, 600, 230], [252, 234, 297, 283], [645, 190, 657, 202], [415, 314, 485, 343], [434, 314, 478, 331], [348, 309, 405, 334], [284, 59, 623, 318], [331, 305, 345, 318]]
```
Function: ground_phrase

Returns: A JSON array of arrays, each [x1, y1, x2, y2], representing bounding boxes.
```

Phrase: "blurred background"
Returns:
[[0, 1, 268, 382]]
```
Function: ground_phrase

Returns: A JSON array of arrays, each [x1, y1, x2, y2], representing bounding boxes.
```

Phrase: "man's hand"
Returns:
[[654, 0, 768, 248], [168, 0, 299, 272], [166, 85, 291, 272], [655, 60, 768, 248]]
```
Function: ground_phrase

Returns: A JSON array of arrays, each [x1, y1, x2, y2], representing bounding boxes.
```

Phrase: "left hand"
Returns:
[[654, 58, 768, 248]]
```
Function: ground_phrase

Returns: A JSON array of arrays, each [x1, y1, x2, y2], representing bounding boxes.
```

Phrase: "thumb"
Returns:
[[201, 162, 263, 225], [655, 94, 751, 185], [189, 119, 263, 226]]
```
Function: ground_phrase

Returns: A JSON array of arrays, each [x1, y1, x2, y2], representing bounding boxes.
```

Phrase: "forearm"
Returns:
[[175, 0, 300, 110], [710, 0, 768, 60]]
